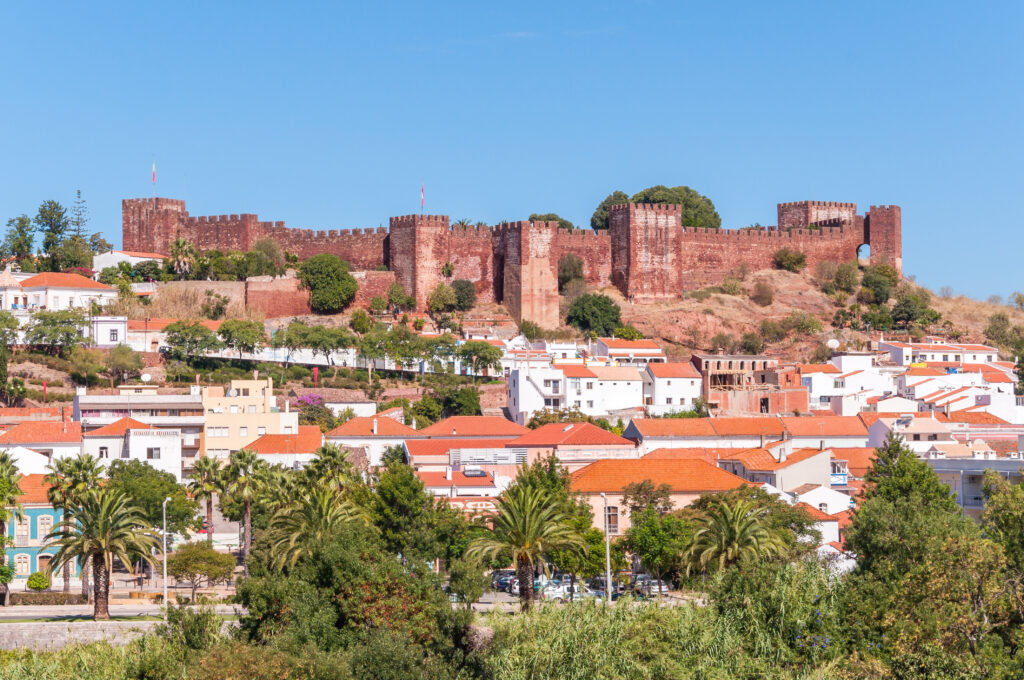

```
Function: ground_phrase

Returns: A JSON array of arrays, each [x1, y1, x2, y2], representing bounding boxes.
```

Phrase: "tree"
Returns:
[[69, 190, 89, 239], [34, 200, 69, 268], [169, 238, 198, 279], [590, 190, 630, 230], [862, 266, 895, 303], [102, 344, 143, 387], [772, 248, 807, 272], [44, 488, 159, 620], [163, 320, 224, 361], [188, 457, 222, 547], [613, 325, 644, 340], [739, 331, 764, 355], [621, 480, 674, 517], [370, 458, 449, 562], [24, 309, 87, 357], [557, 254, 584, 292], [0, 312, 18, 349], [457, 340, 503, 379], [89, 232, 113, 254], [625, 508, 693, 598], [218, 319, 267, 358], [451, 279, 476, 311], [566, 294, 621, 336], [266, 485, 368, 570], [349, 308, 372, 334], [298, 254, 358, 314], [0, 342, 26, 408], [985, 312, 1014, 347], [57, 235, 93, 271], [221, 449, 266, 575], [44, 454, 103, 594], [386, 281, 414, 313], [528, 212, 574, 230], [427, 283, 458, 314], [447, 554, 489, 609], [2, 215, 34, 261], [106, 460, 199, 536], [630, 185, 721, 229], [466, 485, 583, 611], [686, 498, 788, 575], [167, 541, 236, 602], [251, 238, 285, 270]]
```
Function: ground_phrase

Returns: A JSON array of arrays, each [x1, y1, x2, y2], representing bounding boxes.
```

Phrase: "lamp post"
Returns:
[[600, 492, 612, 605], [162, 496, 171, 610]]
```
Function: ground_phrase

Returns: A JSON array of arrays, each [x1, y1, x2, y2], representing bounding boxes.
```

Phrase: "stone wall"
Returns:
[[351, 270, 398, 308], [553, 228, 612, 288], [246, 275, 311, 318]]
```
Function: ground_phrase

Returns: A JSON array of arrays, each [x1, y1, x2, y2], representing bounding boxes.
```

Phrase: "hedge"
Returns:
[[9, 592, 88, 605]]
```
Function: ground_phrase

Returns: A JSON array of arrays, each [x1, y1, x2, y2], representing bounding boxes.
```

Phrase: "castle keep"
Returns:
[[123, 198, 901, 325]]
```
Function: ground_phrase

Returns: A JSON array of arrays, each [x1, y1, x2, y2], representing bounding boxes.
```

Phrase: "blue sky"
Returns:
[[1, 2, 1021, 297]]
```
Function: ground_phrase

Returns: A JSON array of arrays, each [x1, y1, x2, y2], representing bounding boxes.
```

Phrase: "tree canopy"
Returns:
[[298, 254, 358, 314]]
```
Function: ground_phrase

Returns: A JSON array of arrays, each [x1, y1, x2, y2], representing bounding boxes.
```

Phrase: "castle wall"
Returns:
[[552, 229, 612, 288], [446, 226, 496, 304], [351, 270, 398, 309], [245, 276, 312, 318], [499, 222, 559, 329]]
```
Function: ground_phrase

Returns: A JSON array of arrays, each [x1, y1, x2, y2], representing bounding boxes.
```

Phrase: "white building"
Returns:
[[326, 416, 424, 468], [18, 272, 117, 311], [643, 362, 702, 415], [867, 414, 955, 455], [93, 250, 167, 277], [81, 417, 184, 481]]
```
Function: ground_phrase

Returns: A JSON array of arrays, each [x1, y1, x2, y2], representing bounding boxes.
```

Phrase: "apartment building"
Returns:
[[202, 377, 299, 459]]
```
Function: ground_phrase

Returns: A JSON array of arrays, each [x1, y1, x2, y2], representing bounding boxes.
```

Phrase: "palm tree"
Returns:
[[686, 498, 788, 576], [302, 444, 358, 492], [221, 449, 266, 576], [266, 485, 369, 570], [169, 237, 198, 279], [43, 488, 159, 620], [466, 485, 583, 612], [0, 458, 22, 606], [188, 457, 222, 547], [45, 454, 103, 594]]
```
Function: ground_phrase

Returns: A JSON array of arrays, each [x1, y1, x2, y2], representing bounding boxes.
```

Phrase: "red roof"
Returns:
[[19, 272, 114, 290], [245, 426, 323, 454], [84, 417, 155, 437], [646, 362, 701, 379], [327, 416, 418, 437], [643, 447, 738, 463], [628, 418, 717, 438], [405, 439, 513, 458], [598, 338, 661, 350], [831, 447, 877, 478], [780, 416, 867, 437], [420, 416, 529, 438], [555, 364, 598, 379], [797, 364, 841, 374], [16, 474, 51, 504], [510, 422, 633, 448], [0, 420, 82, 444], [720, 446, 826, 471], [946, 410, 1009, 425], [417, 470, 496, 487], [710, 417, 786, 437], [571, 459, 747, 494], [796, 502, 836, 522]]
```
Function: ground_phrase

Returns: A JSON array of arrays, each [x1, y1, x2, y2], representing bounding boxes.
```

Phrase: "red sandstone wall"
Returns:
[[777, 201, 856, 229], [552, 229, 611, 288], [866, 206, 902, 273], [245, 276, 312, 318], [609, 204, 683, 301], [446, 226, 496, 304], [351, 270, 398, 308], [499, 222, 559, 329], [388, 214, 450, 310]]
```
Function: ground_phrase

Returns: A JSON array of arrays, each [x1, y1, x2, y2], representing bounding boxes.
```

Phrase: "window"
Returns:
[[912, 434, 921, 441], [284, 426, 294, 434], [99, 446, 108, 459], [239, 427, 248, 438], [247, 405, 256, 414], [109, 329, 118, 342], [604, 506, 619, 535], [927, 434, 937, 441], [241, 388, 250, 396], [587, 400, 594, 408], [574, 400, 581, 408], [818, 503, 828, 513], [14, 517, 31, 545], [942, 354, 948, 362], [229, 405, 239, 414], [666, 398, 673, 405], [208, 427, 229, 437], [167, 409, 179, 417], [147, 447, 161, 460], [667, 380, 672, 386], [585, 382, 594, 390], [37, 515, 52, 540], [257, 427, 266, 436], [14, 554, 29, 576]]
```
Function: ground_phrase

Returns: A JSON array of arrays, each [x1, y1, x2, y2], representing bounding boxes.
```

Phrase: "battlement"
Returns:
[[556, 228, 610, 240], [609, 202, 683, 215], [389, 214, 450, 229], [778, 200, 856, 209], [448, 225, 493, 238], [680, 226, 848, 239], [186, 213, 259, 225], [123, 197, 187, 211], [869, 205, 899, 212]]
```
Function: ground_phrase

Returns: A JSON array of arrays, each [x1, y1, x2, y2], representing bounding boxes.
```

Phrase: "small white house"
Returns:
[[81, 417, 184, 481], [93, 250, 167, 277], [18, 272, 117, 311], [0, 446, 51, 475], [643, 362, 702, 416]]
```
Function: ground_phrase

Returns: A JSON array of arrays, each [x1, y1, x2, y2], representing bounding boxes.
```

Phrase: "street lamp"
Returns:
[[600, 492, 612, 605], [162, 496, 172, 610]]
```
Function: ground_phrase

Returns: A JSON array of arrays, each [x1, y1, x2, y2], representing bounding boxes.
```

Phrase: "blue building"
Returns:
[[4, 474, 76, 582]]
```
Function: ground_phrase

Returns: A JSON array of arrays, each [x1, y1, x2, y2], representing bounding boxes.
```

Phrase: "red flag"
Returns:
[[152, 161, 156, 184], [313, 366, 318, 387], [421, 183, 424, 211], [43, 380, 47, 402]]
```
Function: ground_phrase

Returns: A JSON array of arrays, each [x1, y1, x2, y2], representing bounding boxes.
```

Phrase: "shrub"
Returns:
[[157, 603, 222, 651], [739, 332, 764, 355], [561, 278, 587, 300], [689, 289, 712, 302], [9, 592, 87, 605], [782, 312, 823, 335], [760, 320, 786, 343], [709, 333, 733, 352], [519, 320, 542, 341], [861, 265, 895, 303], [26, 571, 49, 591], [810, 344, 833, 363], [773, 248, 806, 272], [427, 283, 457, 314], [856, 287, 875, 304], [749, 281, 774, 307], [719, 277, 743, 295], [566, 294, 621, 336], [413, 318, 425, 331], [298, 254, 358, 314], [557, 254, 584, 292], [349, 309, 372, 334], [450, 279, 476, 311], [613, 325, 644, 340], [834, 260, 860, 292]]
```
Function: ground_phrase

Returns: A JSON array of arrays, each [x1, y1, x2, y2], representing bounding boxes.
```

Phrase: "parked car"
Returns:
[[491, 570, 515, 591], [509, 576, 555, 597], [540, 583, 598, 603], [633, 579, 671, 598]]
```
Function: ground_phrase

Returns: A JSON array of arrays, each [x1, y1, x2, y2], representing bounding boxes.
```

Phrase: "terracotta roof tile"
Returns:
[[797, 364, 841, 374], [598, 338, 661, 350], [710, 417, 785, 437], [405, 439, 513, 458], [646, 362, 701, 379], [245, 426, 323, 454], [796, 502, 835, 522], [15, 474, 51, 504], [720, 446, 826, 471], [629, 418, 717, 438], [642, 447, 737, 463], [571, 459, 747, 494], [781, 416, 867, 437], [84, 417, 155, 437], [831, 448, 877, 478], [510, 422, 634, 448], [20, 272, 114, 290], [0, 420, 82, 444], [946, 410, 1008, 425], [420, 416, 529, 438], [554, 364, 598, 379], [327, 416, 418, 437]]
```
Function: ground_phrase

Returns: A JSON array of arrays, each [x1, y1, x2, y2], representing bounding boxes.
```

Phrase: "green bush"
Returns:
[[739, 332, 764, 355], [451, 279, 476, 311], [298, 254, 358, 314], [709, 333, 733, 352], [773, 248, 807, 272], [719, 276, 743, 295], [760, 320, 786, 343], [782, 312, 823, 335], [750, 281, 774, 306], [557, 254, 584, 292], [565, 294, 621, 336], [157, 603, 222, 652], [26, 571, 49, 591]]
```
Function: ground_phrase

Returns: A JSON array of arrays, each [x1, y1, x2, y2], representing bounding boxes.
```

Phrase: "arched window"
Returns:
[[37, 515, 53, 542], [14, 553, 30, 576]]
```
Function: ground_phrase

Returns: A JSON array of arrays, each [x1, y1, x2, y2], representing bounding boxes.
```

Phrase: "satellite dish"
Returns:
[[826, 339, 840, 350], [141, 373, 152, 383]]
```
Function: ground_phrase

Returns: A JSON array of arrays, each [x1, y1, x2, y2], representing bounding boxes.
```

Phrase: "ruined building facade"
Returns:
[[123, 197, 901, 326]]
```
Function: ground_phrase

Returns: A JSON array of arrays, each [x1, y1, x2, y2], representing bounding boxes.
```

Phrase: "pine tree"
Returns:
[[70, 190, 89, 239]]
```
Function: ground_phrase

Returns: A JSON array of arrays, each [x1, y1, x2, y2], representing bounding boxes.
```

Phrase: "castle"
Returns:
[[123, 198, 901, 326]]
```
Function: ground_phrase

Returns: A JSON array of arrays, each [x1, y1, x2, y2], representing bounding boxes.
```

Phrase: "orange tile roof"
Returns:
[[84, 417, 155, 437], [796, 502, 835, 522], [571, 459, 747, 494], [115, 250, 168, 259], [510, 422, 634, 448], [598, 338, 662, 350], [19, 272, 114, 290], [0, 420, 82, 444], [858, 411, 948, 428], [720, 446, 826, 471], [781, 416, 867, 437], [642, 447, 738, 463], [327, 416, 418, 437], [646, 362, 701, 379], [420, 416, 529, 438], [833, 508, 855, 529], [904, 367, 946, 376], [946, 410, 1009, 425], [797, 364, 841, 374], [405, 438, 513, 458], [628, 418, 717, 438], [555, 364, 598, 379], [710, 417, 786, 437], [983, 372, 1013, 384], [831, 447, 878, 478], [416, 470, 496, 487], [16, 474, 52, 504], [0, 407, 61, 421], [245, 426, 323, 454]]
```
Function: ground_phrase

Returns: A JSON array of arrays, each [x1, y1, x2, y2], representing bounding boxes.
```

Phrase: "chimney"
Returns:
[[372, 418, 378, 435], [284, 400, 290, 413], [452, 428, 457, 436], [445, 467, 452, 481], [760, 433, 765, 448], [819, 439, 825, 451]]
